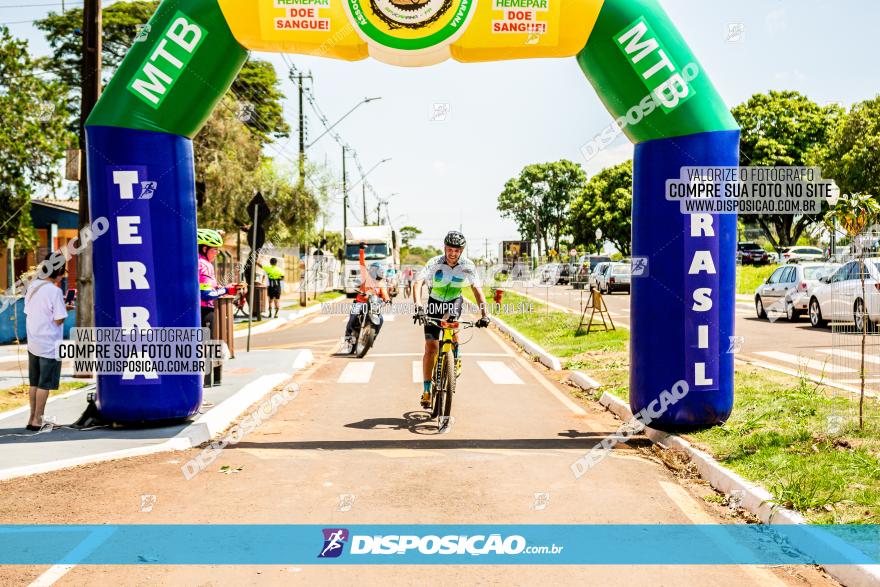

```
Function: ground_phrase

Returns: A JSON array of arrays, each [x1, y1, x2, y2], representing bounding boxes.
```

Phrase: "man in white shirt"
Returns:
[[23, 253, 71, 431]]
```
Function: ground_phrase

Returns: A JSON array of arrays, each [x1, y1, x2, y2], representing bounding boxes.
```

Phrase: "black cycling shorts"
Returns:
[[424, 297, 463, 341]]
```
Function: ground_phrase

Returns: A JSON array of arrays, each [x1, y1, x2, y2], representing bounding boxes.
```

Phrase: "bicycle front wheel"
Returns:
[[431, 354, 444, 420], [440, 350, 455, 429]]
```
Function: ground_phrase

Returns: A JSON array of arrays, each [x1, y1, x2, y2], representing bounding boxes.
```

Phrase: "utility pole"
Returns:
[[376, 201, 381, 225], [342, 146, 348, 239], [362, 184, 367, 226], [76, 0, 101, 335], [296, 71, 313, 185]]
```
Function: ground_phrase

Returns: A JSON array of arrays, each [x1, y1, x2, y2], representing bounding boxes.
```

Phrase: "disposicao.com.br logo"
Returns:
[[318, 529, 564, 558]]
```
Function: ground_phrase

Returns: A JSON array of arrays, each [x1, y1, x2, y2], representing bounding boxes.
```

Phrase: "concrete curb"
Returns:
[[568, 370, 601, 391], [573, 380, 880, 587], [490, 314, 562, 371], [233, 294, 345, 339], [0, 350, 314, 482]]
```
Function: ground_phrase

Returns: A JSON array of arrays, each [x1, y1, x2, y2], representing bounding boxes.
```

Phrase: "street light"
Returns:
[[307, 97, 382, 149]]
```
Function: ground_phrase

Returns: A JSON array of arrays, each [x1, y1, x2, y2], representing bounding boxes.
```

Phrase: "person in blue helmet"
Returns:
[[344, 242, 390, 352]]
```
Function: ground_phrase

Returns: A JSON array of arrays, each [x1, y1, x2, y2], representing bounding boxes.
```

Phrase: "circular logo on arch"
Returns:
[[347, 0, 475, 51]]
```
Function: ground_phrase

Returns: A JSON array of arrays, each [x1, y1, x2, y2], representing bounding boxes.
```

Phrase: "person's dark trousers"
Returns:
[[201, 306, 222, 387], [345, 303, 384, 339]]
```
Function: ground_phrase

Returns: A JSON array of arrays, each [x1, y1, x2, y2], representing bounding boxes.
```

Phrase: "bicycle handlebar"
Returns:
[[422, 316, 479, 328]]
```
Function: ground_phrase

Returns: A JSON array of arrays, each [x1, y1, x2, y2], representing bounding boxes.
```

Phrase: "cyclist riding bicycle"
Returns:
[[198, 228, 245, 385], [344, 242, 390, 352], [412, 231, 489, 408]]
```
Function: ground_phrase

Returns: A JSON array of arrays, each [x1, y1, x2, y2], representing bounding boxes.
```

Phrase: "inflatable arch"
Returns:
[[86, 0, 739, 429]]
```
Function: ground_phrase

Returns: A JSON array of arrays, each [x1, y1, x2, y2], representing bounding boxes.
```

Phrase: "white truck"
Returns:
[[344, 225, 399, 297]]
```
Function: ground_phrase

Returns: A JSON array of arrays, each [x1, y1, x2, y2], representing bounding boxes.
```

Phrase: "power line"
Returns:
[[1, 2, 84, 8]]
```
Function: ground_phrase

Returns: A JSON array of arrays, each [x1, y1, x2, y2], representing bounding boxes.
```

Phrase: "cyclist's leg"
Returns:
[[422, 300, 442, 403]]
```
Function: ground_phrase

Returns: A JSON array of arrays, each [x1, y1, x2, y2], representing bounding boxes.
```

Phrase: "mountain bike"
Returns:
[[423, 316, 478, 431]]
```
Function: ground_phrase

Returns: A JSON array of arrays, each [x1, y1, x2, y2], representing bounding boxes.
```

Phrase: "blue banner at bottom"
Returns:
[[2, 525, 878, 565]]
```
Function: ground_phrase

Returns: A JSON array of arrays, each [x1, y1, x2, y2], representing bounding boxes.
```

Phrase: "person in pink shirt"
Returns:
[[197, 229, 245, 386]]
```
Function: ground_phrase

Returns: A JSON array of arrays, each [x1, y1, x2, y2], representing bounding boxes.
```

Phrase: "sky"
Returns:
[[3, 0, 879, 258]]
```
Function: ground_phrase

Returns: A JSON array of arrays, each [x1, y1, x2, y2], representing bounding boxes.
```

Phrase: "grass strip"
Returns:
[[0, 381, 90, 413], [483, 286, 880, 523]]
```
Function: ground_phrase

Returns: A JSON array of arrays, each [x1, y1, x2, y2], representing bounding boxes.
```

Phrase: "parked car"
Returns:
[[539, 263, 564, 285], [559, 263, 571, 285], [754, 262, 839, 321], [737, 242, 770, 265], [808, 258, 880, 330], [589, 262, 612, 290], [573, 256, 612, 289], [597, 262, 631, 294], [578, 254, 612, 271], [783, 246, 825, 263]]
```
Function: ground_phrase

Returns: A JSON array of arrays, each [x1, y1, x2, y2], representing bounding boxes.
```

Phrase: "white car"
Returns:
[[589, 262, 612, 290], [783, 246, 825, 263], [754, 263, 839, 320], [808, 258, 880, 330]]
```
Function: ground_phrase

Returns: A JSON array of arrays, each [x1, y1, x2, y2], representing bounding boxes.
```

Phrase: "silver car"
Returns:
[[755, 262, 839, 321], [809, 258, 880, 330], [589, 262, 612, 290], [597, 262, 631, 294]]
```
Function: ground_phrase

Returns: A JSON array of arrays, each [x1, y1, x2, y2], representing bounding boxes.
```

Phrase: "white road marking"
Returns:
[[310, 315, 330, 324], [477, 361, 524, 385], [26, 526, 116, 586], [337, 362, 375, 384], [29, 564, 76, 586], [817, 348, 880, 365], [484, 327, 587, 416], [382, 313, 396, 322], [412, 361, 422, 383], [754, 351, 854, 373]]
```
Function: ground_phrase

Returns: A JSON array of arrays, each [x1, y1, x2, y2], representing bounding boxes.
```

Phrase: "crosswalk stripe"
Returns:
[[412, 361, 422, 383], [817, 348, 880, 366], [754, 351, 854, 373], [310, 315, 330, 324], [477, 361, 523, 385], [337, 362, 375, 383]]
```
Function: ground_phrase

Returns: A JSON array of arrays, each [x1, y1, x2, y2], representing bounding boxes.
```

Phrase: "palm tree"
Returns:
[[825, 193, 880, 428]]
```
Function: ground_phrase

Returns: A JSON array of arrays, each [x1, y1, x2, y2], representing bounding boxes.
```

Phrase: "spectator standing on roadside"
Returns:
[[23, 253, 72, 431], [262, 257, 284, 319]]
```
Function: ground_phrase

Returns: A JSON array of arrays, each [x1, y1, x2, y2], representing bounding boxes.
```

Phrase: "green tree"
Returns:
[[732, 90, 843, 249], [255, 161, 321, 247], [497, 160, 586, 256], [570, 161, 633, 256], [821, 97, 880, 198], [399, 225, 422, 247], [0, 26, 73, 248], [193, 96, 263, 232], [35, 1, 289, 142]]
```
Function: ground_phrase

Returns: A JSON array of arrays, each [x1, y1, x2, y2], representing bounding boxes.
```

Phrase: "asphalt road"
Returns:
[[0, 303, 835, 586], [508, 283, 880, 393]]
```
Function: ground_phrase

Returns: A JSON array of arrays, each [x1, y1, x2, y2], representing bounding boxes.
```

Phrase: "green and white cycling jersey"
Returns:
[[418, 254, 482, 302]]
